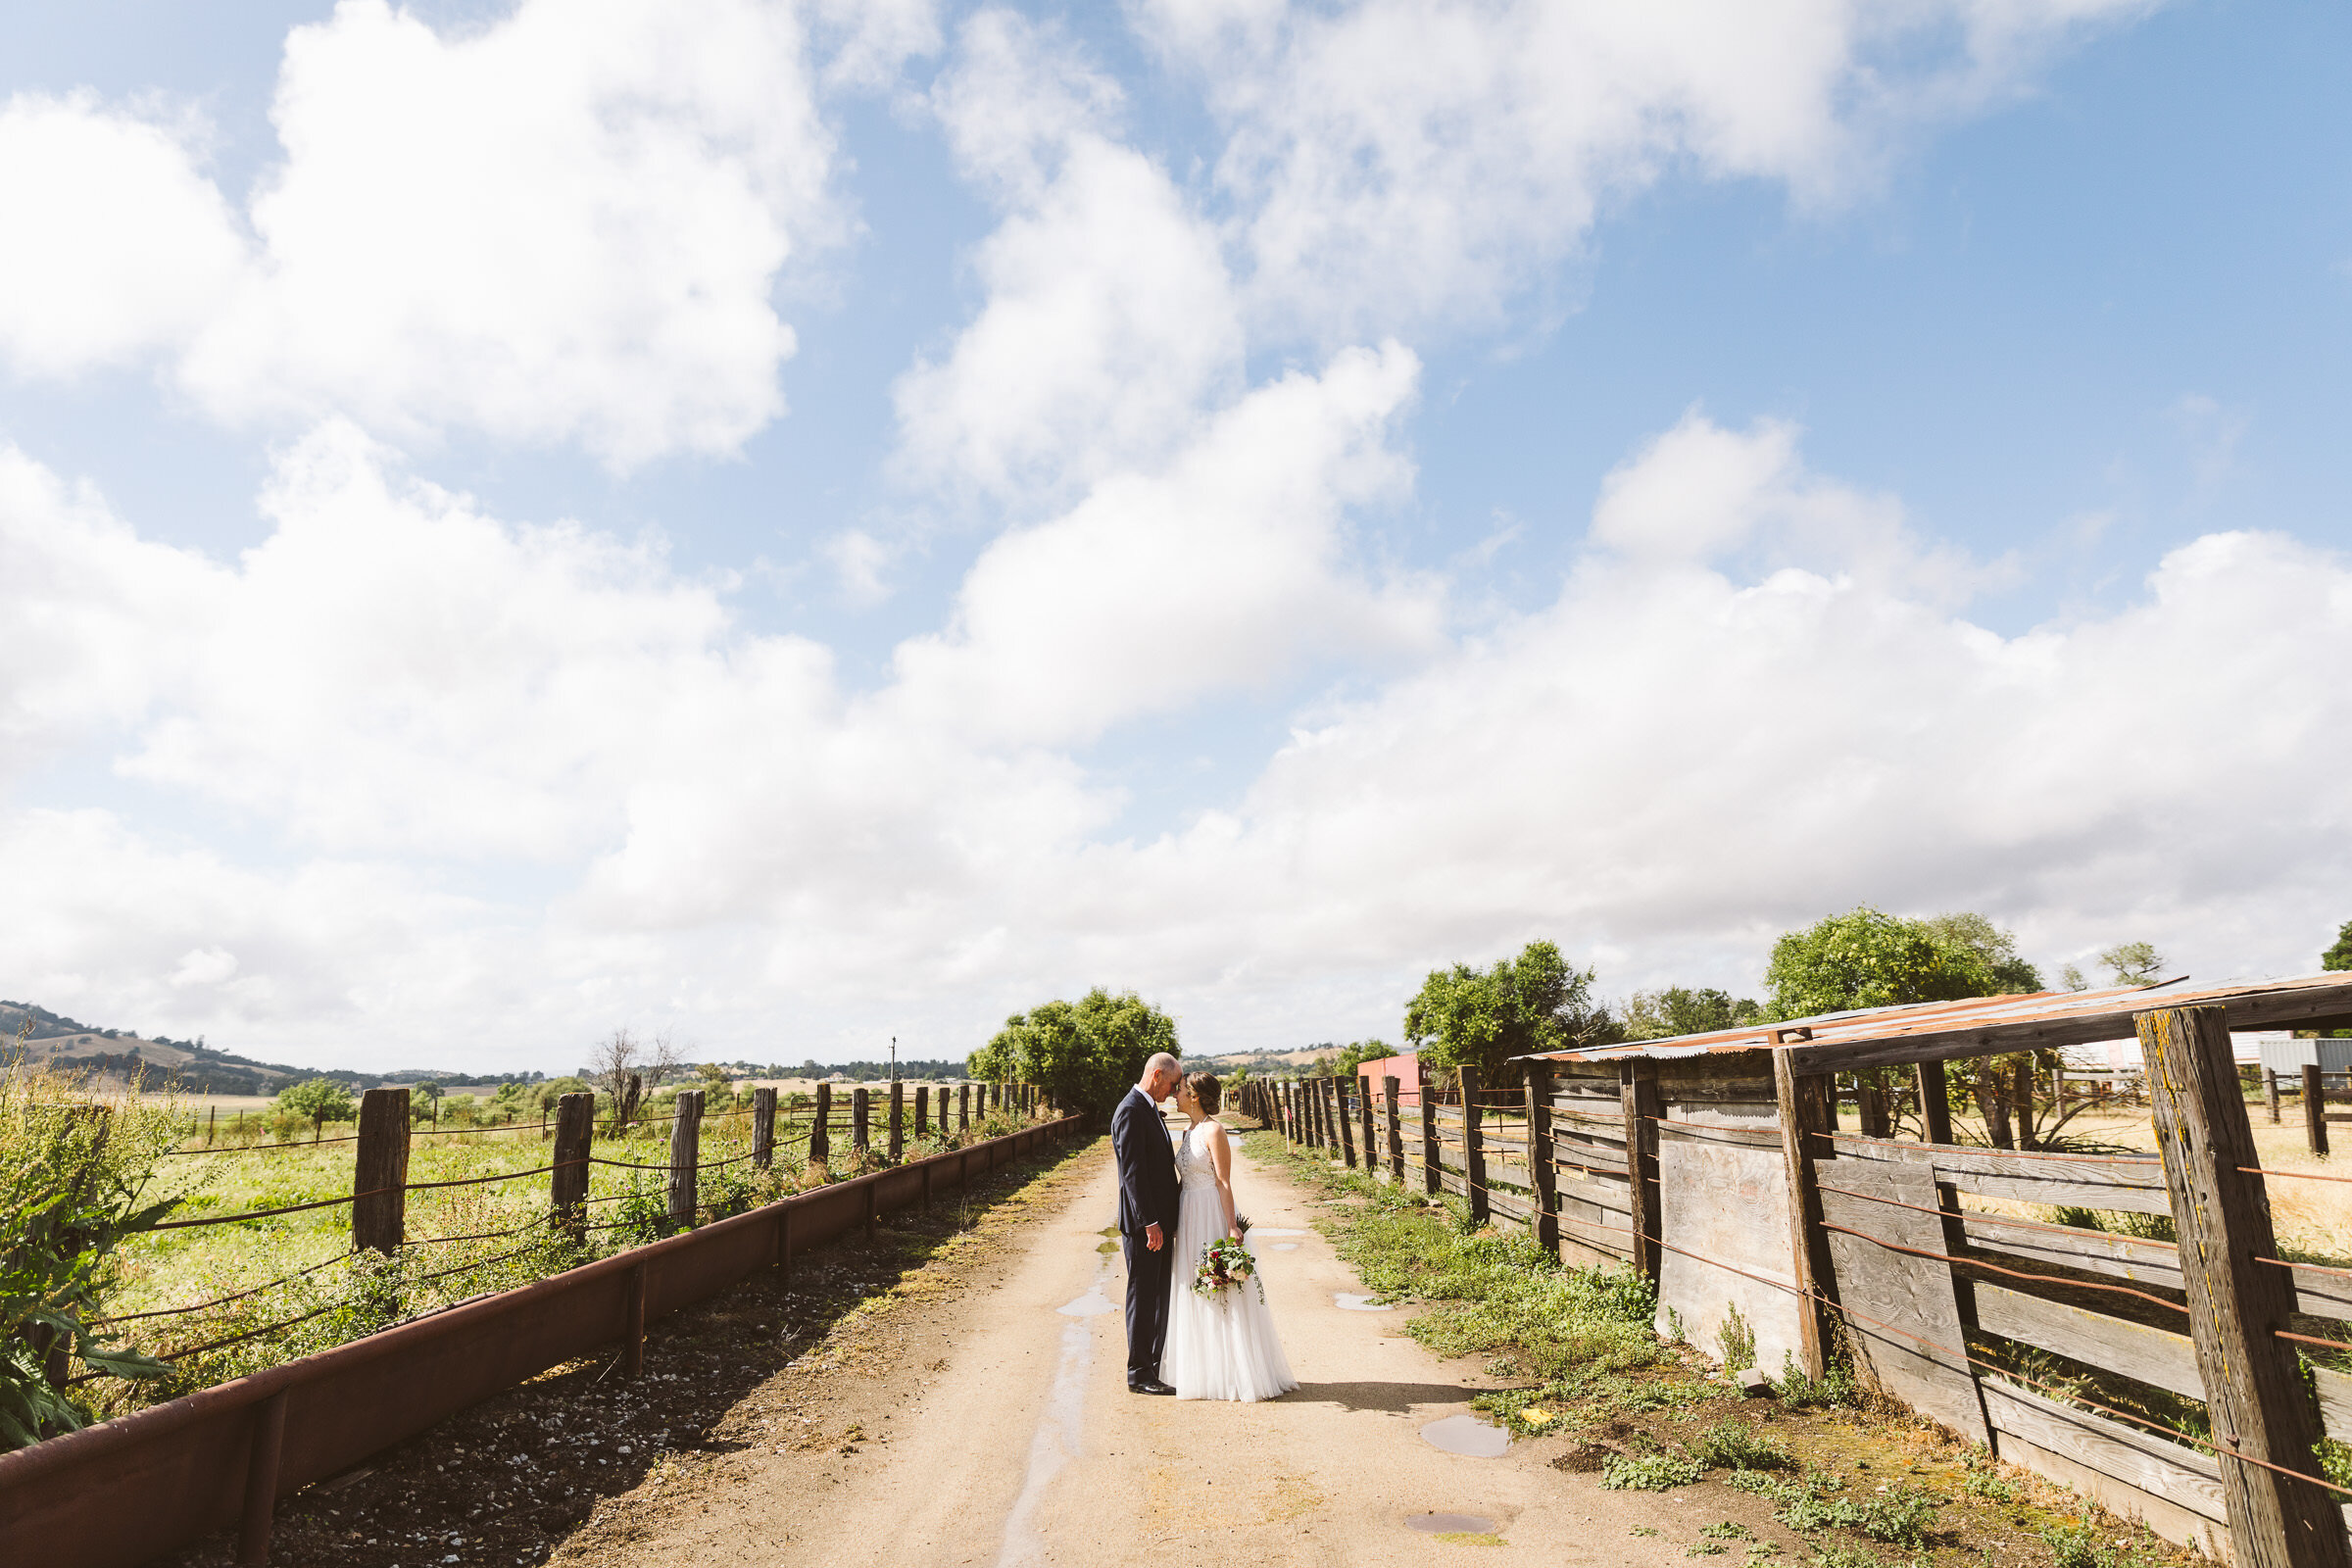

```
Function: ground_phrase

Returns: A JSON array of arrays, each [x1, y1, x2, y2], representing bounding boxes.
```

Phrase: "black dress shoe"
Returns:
[[1129, 1379, 1177, 1396]]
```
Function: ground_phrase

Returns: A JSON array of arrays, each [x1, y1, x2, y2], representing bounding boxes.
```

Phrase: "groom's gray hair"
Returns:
[[1143, 1052, 1179, 1078]]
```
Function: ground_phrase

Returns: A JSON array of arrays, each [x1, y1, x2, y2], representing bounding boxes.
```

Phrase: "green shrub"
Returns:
[[1600, 1451, 1706, 1491], [1727, 1472, 1938, 1548], [271, 1078, 356, 1127], [1770, 1349, 1858, 1409], [1688, 1418, 1794, 1471], [1, 1052, 194, 1446], [1718, 1301, 1757, 1372]]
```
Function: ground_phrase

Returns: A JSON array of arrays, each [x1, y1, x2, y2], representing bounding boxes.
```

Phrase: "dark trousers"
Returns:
[[1122, 1226, 1174, 1385]]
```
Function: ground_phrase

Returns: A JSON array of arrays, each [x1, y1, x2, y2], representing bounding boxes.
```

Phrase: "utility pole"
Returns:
[[890, 1036, 898, 1083]]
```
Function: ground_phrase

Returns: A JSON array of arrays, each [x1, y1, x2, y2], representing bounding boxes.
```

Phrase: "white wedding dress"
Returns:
[[1160, 1120, 1298, 1401]]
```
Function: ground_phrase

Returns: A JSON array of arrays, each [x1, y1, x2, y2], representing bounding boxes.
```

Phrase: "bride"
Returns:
[[1159, 1071, 1298, 1401]]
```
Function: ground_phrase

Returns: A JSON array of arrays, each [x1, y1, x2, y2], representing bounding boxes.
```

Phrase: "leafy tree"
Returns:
[[1620, 988, 1764, 1042], [272, 1078, 355, 1127], [1920, 912, 2044, 993], [2097, 941, 2165, 986], [2323, 921, 2352, 972], [1763, 907, 2006, 1020], [2059, 963, 2089, 992], [532, 1075, 592, 1113], [1403, 940, 1617, 1079], [968, 988, 1179, 1117]]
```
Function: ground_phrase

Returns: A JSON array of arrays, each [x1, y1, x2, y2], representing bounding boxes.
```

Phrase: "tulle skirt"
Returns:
[[1160, 1184, 1298, 1401]]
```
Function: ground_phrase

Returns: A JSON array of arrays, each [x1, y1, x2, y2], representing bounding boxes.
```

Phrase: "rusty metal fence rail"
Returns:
[[0, 1114, 1081, 1568]]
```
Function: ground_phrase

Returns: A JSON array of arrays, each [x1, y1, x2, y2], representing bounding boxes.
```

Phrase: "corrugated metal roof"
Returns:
[[1520, 970, 2352, 1074]]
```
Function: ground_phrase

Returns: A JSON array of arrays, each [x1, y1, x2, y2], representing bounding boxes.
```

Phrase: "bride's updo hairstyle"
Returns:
[[1186, 1071, 1221, 1115]]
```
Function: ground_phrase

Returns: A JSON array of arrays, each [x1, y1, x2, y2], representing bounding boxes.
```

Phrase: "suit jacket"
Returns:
[[1111, 1087, 1179, 1237]]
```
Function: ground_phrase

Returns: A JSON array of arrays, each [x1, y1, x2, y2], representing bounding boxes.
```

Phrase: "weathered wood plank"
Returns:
[[1965, 1281, 2200, 1399], [1959, 1214, 2185, 1294], [1832, 1135, 2174, 1215], [1654, 1121, 1786, 1152], [1982, 1377, 2229, 1527], [1818, 1156, 1987, 1444], [2318, 1363, 2352, 1446]]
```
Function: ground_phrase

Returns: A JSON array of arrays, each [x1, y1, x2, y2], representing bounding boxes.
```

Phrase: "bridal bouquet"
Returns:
[[1194, 1236, 1262, 1301]]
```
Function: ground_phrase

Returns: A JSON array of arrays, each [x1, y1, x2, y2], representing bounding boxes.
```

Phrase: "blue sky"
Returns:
[[1, 0, 2346, 1071]]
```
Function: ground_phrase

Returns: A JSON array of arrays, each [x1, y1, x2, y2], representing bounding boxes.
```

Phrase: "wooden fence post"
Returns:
[[960, 1081, 971, 1133], [1418, 1062, 1442, 1197], [1357, 1077, 1375, 1169], [352, 1088, 411, 1256], [666, 1090, 703, 1233], [915, 1084, 929, 1141], [2013, 1055, 2038, 1151], [810, 1082, 832, 1167], [2303, 1063, 2329, 1156], [1334, 1077, 1358, 1168], [1384, 1076, 1405, 1185], [853, 1086, 870, 1159], [2266, 1069, 2281, 1124], [1858, 1072, 1889, 1139], [889, 1081, 905, 1163], [1619, 1060, 1658, 1282], [1771, 1045, 1832, 1380], [1459, 1065, 1489, 1224], [1914, 1061, 1963, 1242], [752, 1086, 776, 1170], [552, 1091, 594, 1240], [1525, 1062, 1557, 1252], [2141, 1004, 2350, 1568]]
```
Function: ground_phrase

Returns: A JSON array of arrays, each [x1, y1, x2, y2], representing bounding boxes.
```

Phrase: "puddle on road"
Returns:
[[1249, 1228, 1307, 1237], [1419, 1415, 1509, 1458], [1058, 1260, 1118, 1317], [1335, 1293, 1393, 1311], [1406, 1513, 1499, 1535]]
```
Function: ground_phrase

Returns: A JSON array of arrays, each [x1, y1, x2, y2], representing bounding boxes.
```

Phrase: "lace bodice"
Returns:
[[1174, 1120, 1218, 1182]]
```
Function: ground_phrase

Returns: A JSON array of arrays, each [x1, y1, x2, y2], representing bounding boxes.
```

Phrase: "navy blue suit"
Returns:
[[1111, 1086, 1180, 1386]]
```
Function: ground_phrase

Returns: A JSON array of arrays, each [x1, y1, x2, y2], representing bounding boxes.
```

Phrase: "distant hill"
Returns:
[[0, 999, 401, 1097]]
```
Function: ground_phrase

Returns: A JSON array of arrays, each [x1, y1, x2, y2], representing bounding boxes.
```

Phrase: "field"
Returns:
[[86, 1093, 1030, 1426]]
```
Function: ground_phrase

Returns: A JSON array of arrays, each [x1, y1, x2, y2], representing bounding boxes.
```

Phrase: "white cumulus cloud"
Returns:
[[1138, 0, 2155, 341], [0, 0, 933, 466]]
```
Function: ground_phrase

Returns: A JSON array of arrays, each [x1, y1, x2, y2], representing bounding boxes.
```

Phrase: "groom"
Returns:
[[1112, 1052, 1183, 1396]]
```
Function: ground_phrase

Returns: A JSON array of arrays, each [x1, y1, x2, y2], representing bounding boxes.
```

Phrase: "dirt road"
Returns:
[[575, 1132, 1696, 1567]]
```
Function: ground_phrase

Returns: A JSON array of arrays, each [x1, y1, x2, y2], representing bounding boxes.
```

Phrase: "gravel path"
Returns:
[[563, 1127, 1701, 1568]]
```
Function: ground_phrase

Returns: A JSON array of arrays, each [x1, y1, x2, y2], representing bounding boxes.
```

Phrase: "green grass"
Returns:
[[1258, 1134, 1664, 1382]]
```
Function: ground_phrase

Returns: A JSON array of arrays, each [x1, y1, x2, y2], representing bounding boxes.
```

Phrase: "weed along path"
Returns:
[[563, 1124, 1697, 1568]]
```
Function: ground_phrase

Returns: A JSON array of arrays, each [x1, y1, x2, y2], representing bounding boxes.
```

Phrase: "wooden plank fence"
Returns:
[[1236, 1011, 2352, 1567]]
